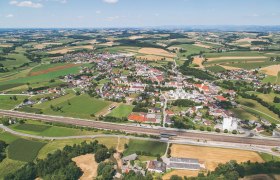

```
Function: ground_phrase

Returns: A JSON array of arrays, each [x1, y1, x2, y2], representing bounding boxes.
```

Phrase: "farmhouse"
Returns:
[[147, 161, 167, 173]]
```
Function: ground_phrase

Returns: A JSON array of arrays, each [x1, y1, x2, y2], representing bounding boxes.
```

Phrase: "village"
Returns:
[[12, 51, 279, 138]]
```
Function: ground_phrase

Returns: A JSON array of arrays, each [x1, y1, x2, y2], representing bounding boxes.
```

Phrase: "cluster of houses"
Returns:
[[216, 69, 265, 85], [121, 153, 205, 176]]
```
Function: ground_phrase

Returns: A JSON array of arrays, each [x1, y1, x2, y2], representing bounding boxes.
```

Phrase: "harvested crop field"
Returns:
[[260, 64, 280, 76], [48, 45, 93, 54], [137, 55, 172, 61], [29, 64, 79, 76], [49, 48, 73, 54], [194, 42, 211, 49], [34, 43, 62, 49], [170, 144, 264, 171], [219, 65, 241, 70], [72, 154, 98, 180], [207, 56, 267, 61], [163, 170, 199, 180], [192, 56, 204, 68], [138, 48, 175, 58], [100, 41, 115, 46], [0, 44, 13, 47], [129, 35, 144, 40]]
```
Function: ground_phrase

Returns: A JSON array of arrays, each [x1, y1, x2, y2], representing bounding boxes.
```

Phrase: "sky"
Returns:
[[0, 0, 280, 28]]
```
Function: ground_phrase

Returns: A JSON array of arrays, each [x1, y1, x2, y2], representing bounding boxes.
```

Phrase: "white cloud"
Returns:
[[106, 16, 120, 21], [103, 0, 119, 4], [96, 10, 102, 14], [10, 1, 43, 8], [5, 14, 14, 18]]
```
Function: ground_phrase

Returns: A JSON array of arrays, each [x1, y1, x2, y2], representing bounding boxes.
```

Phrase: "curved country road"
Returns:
[[0, 109, 280, 146]]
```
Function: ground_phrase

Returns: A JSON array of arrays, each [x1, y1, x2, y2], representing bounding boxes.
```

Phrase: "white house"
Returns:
[[222, 117, 238, 131]]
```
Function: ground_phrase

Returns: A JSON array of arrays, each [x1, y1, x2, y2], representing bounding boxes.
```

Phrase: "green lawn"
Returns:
[[0, 95, 29, 110], [8, 138, 46, 162], [108, 104, 134, 118], [123, 139, 167, 157]]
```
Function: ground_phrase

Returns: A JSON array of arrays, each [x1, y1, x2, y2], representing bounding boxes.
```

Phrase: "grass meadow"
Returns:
[[123, 139, 167, 156], [108, 104, 134, 118], [8, 138, 46, 162], [0, 95, 29, 110]]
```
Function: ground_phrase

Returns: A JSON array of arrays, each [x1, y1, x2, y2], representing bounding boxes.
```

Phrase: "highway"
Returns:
[[0, 109, 280, 146]]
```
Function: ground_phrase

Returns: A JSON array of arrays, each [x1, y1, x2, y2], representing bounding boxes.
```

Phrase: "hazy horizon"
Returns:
[[0, 0, 280, 28]]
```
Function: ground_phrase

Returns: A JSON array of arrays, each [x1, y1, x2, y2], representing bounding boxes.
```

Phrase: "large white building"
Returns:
[[222, 117, 238, 131]]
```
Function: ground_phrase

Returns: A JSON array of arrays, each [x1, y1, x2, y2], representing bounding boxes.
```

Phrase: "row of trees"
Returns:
[[0, 140, 7, 162], [172, 99, 198, 107]]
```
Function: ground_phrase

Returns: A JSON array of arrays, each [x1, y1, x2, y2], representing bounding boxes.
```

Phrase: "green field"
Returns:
[[123, 139, 167, 156], [8, 138, 46, 162], [0, 158, 26, 179], [12, 123, 51, 132], [0, 66, 80, 87], [108, 104, 134, 118], [262, 75, 278, 84], [0, 95, 29, 110], [204, 51, 267, 58], [37, 139, 93, 159], [259, 152, 280, 162], [2, 47, 30, 69], [205, 65, 226, 73], [29, 63, 71, 73], [34, 93, 76, 109], [237, 97, 280, 124], [0, 131, 19, 144], [42, 94, 111, 119], [174, 44, 210, 58], [230, 107, 258, 121], [10, 120, 99, 137], [229, 61, 278, 70]]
